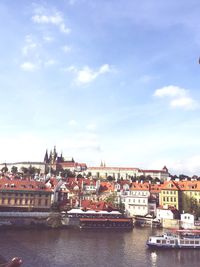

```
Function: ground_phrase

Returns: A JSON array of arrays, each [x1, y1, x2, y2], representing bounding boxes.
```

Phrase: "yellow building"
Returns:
[[0, 178, 53, 211], [160, 180, 180, 210], [178, 181, 200, 214]]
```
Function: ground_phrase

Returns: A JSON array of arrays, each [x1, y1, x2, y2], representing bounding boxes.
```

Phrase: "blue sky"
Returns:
[[0, 0, 200, 175]]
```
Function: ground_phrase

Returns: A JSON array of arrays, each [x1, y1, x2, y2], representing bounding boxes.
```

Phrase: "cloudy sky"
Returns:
[[0, 0, 200, 175]]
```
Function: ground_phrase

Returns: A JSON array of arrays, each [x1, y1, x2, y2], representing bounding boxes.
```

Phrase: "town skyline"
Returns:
[[0, 0, 200, 175]]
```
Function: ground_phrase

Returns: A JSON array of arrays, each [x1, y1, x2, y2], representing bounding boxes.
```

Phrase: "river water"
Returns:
[[0, 227, 200, 267]]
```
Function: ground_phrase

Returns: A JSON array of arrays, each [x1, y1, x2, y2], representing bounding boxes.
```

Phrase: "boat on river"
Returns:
[[79, 217, 133, 229], [146, 232, 200, 249]]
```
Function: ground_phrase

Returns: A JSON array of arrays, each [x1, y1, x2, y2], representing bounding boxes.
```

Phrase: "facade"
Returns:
[[159, 180, 180, 210], [44, 146, 87, 173], [0, 178, 53, 211], [123, 182, 150, 217], [87, 166, 140, 180], [160, 180, 200, 215], [87, 165, 169, 181], [178, 180, 200, 214], [138, 166, 169, 180], [156, 207, 180, 221]]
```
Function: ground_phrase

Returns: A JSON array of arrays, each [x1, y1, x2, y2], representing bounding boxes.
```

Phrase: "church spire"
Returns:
[[44, 149, 49, 163]]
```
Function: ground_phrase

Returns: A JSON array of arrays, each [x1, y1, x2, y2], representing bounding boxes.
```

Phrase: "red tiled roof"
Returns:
[[0, 178, 52, 192]]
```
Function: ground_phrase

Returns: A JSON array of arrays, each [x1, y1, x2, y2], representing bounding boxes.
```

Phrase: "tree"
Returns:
[[86, 172, 92, 178], [105, 193, 117, 206], [107, 175, 115, 181], [11, 166, 18, 174], [60, 169, 75, 178], [1, 166, 8, 173], [21, 167, 29, 174]]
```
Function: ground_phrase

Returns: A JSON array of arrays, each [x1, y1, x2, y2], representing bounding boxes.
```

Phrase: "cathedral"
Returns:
[[43, 146, 87, 173]]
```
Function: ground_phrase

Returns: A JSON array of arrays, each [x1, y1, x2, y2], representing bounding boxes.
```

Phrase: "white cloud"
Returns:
[[43, 35, 54, 42], [154, 85, 198, 110], [62, 45, 71, 53], [20, 62, 37, 71], [44, 59, 56, 67], [66, 64, 112, 85], [149, 155, 200, 176], [68, 119, 78, 126], [32, 10, 71, 34], [154, 85, 186, 98], [62, 132, 101, 152], [22, 35, 37, 56], [170, 97, 197, 110], [86, 123, 97, 131]]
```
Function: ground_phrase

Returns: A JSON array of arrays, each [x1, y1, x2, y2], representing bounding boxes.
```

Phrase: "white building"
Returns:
[[156, 207, 179, 221], [123, 183, 150, 217], [87, 165, 169, 181], [180, 213, 195, 229]]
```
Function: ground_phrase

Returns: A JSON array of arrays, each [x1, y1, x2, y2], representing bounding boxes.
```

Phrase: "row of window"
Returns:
[[0, 193, 49, 198], [0, 198, 49, 206], [127, 198, 147, 204], [163, 191, 177, 195], [163, 197, 177, 202], [130, 191, 148, 196], [130, 206, 147, 210]]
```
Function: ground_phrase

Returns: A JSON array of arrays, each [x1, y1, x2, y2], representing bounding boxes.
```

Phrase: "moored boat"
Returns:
[[79, 217, 133, 229], [146, 232, 200, 249]]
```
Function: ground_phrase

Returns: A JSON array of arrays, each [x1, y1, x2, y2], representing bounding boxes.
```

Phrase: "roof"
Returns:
[[88, 167, 139, 171], [130, 182, 150, 191], [161, 180, 180, 191], [0, 178, 53, 193], [177, 180, 200, 191]]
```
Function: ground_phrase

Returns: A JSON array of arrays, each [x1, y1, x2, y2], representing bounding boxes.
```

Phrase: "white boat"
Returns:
[[146, 232, 200, 249]]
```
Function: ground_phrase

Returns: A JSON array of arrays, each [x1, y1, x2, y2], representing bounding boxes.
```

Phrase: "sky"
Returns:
[[0, 0, 200, 175]]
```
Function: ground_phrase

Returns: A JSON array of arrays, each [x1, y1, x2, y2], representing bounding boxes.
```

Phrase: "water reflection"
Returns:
[[150, 251, 157, 267], [1, 228, 200, 267]]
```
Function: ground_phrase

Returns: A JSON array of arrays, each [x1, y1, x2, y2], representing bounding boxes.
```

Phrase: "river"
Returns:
[[0, 227, 200, 267]]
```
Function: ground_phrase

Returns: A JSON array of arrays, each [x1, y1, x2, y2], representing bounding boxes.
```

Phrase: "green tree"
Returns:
[[11, 166, 18, 174], [107, 175, 115, 181], [21, 167, 28, 174], [106, 193, 117, 206], [1, 166, 8, 173]]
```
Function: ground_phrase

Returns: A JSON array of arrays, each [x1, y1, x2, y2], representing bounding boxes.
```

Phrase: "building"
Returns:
[[44, 146, 87, 173], [87, 164, 170, 181], [178, 180, 200, 215], [159, 180, 181, 210], [123, 182, 150, 217], [138, 166, 169, 181], [86, 166, 140, 180], [0, 178, 53, 211]]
